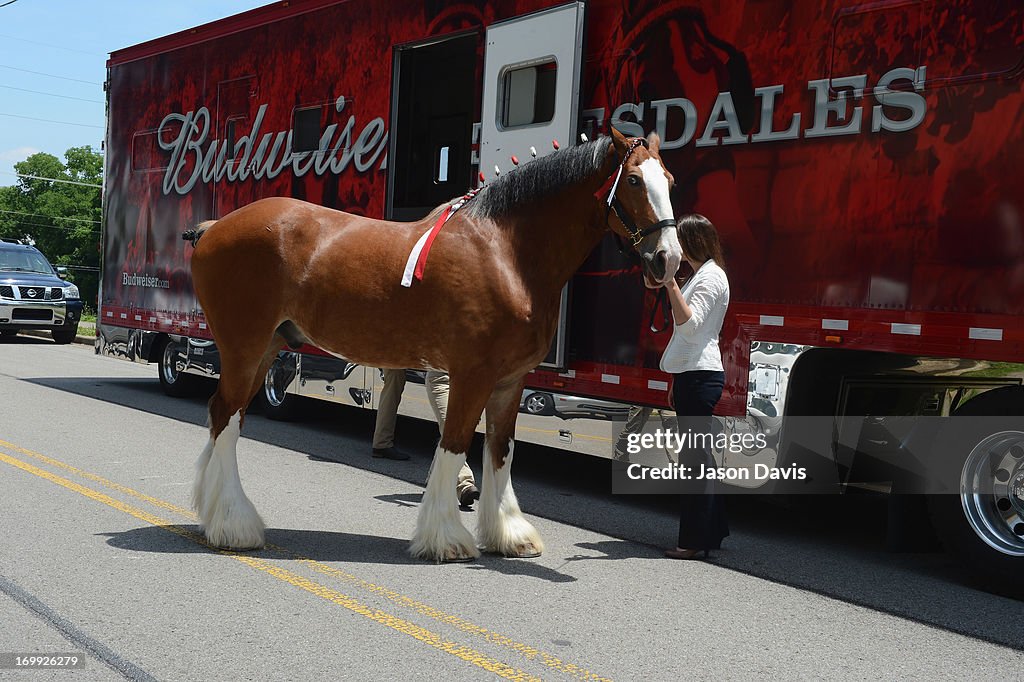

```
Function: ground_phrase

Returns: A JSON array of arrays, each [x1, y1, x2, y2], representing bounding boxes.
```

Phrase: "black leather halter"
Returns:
[[600, 138, 676, 248]]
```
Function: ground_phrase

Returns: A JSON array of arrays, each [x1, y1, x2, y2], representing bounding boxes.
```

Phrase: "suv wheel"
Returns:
[[51, 325, 79, 344], [524, 392, 555, 416]]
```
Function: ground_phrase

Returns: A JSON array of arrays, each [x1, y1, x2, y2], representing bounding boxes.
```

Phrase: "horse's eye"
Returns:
[[627, 175, 640, 186]]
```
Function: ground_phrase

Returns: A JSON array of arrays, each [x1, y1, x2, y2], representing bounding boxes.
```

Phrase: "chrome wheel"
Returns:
[[960, 430, 1024, 556], [525, 393, 551, 415], [264, 358, 291, 407], [161, 341, 184, 385]]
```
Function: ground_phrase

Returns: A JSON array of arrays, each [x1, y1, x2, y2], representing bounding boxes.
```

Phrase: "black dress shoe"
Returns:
[[372, 447, 410, 461], [664, 547, 710, 560], [458, 485, 480, 509]]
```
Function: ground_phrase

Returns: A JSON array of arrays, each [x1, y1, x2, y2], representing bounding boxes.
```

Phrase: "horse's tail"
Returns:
[[182, 220, 217, 247]]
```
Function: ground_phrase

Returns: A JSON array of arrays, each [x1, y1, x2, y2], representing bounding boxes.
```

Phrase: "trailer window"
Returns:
[[500, 60, 557, 128], [131, 127, 178, 173], [293, 106, 322, 153]]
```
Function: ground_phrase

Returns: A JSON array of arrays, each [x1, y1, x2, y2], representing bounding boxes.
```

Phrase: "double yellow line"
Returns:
[[0, 438, 610, 682]]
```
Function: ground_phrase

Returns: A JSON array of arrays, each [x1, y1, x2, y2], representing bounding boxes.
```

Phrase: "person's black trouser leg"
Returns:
[[673, 370, 729, 550]]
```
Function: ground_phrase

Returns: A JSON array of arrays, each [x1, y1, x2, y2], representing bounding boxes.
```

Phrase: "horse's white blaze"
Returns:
[[639, 158, 673, 221], [640, 157, 682, 280], [194, 412, 265, 549], [411, 447, 479, 561], [478, 439, 544, 556]]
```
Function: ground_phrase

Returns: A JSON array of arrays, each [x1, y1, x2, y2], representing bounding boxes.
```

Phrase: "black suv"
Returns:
[[0, 239, 83, 344]]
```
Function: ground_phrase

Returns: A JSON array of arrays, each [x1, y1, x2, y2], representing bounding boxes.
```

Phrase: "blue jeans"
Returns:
[[672, 370, 729, 550]]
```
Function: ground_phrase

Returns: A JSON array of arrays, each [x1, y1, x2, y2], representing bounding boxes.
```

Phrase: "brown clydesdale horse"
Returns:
[[188, 128, 680, 561]]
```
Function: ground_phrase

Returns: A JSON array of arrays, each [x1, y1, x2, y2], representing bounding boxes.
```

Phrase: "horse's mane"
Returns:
[[463, 137, 612, 219]]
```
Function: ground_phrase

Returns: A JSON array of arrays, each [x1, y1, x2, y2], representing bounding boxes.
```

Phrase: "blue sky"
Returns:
[[0, 0, 270, 186]]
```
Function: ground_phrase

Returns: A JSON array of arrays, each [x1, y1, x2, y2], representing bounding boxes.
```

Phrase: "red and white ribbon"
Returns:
[[401, 206, 452, 287], [400, 190, 478, 287]]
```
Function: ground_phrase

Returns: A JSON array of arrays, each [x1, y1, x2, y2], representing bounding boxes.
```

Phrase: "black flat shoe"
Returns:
[[458, 485, 480, 509], [664, 547, 710, 560], [372, 447, 410, 461]]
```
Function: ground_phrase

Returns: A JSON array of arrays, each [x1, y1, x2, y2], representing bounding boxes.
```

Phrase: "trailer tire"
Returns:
[[260, 354, 301, 421], [926, 386, 1024, 599], [157, 338, 199, 398]]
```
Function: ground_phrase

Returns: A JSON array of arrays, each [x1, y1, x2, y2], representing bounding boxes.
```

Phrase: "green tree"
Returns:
[[0, 146, 102, 310]]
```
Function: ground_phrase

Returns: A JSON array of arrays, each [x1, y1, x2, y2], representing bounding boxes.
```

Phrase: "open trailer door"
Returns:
[[479, 1, 586, 369]]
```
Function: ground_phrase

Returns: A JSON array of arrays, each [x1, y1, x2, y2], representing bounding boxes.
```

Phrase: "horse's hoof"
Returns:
[[205, 534, 265, 552], [202, 521, 265, 551], [440, 542, 479, 563], [409, 539, 480, 563], [222, 543, 265, 552], [505, 543, 542, 559]]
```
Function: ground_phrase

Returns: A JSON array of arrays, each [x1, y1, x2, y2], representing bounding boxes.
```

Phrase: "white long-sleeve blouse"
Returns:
[[659, 259, 730, 374]]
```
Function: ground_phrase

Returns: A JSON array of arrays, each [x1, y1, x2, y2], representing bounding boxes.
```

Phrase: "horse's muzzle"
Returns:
[[642, 250, 670, 285]]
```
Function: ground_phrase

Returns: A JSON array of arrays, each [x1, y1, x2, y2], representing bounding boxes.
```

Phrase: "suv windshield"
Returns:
[[0, 249, 55, 275]]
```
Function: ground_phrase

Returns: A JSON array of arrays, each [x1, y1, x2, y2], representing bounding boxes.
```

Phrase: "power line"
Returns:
[[0, 0, 19, 8], [0, 209, 101, 224], [1, 218, 99, 234], [0, 34, 99, 57], [0, 112, 103, 129], [0, 84, 103, 104], [0, 171, 102, 188], [0, 64, 100, 86]]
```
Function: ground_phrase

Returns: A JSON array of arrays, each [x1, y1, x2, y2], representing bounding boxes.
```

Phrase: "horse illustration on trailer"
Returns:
[[187, 128, 680, 561]]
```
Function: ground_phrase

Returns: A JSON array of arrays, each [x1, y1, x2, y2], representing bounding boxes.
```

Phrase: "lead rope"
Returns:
[[648, 286, 671, 333]]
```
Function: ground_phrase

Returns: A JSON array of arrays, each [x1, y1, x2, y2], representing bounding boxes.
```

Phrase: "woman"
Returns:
[[660, 214, 730, 559]]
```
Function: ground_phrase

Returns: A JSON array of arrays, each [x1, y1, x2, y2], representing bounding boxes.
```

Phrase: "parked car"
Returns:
[[0, 239, 83, 344], [519, 389, 631, 420]]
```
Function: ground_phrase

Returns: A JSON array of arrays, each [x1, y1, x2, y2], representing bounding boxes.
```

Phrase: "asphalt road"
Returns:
[[0, 338, 1022, 681]]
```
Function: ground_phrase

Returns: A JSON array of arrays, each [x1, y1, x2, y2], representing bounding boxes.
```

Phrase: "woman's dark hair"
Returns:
[[676, 213, 726, 270]]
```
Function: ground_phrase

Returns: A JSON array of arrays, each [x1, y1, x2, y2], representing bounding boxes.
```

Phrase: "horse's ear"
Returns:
[[610, 126, 630, 158], [646, 131, 662, 155]]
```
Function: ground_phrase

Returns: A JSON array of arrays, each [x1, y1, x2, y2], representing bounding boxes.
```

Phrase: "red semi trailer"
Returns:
[[99, 0, 1023, 594]]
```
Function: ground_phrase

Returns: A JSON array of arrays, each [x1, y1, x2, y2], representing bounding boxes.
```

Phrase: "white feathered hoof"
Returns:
[[478, 514, 545, 559], [200, 493, 266, 550], [409, 519, 480, 563], [192, 414, 265, 550], [413, 448, 480, 562], [192, 440, 264, 548]]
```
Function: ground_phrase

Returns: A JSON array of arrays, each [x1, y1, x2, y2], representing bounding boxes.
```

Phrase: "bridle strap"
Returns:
[[597, 137, 675, 248], [608, 198, 675, 248]]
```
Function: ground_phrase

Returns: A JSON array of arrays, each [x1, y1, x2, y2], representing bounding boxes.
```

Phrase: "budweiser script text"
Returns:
[[157, 66, 926, 196], [158, 96, 387, 195]]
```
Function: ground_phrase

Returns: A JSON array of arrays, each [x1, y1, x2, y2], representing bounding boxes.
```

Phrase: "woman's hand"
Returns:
[[664, 274, 691, 325]]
